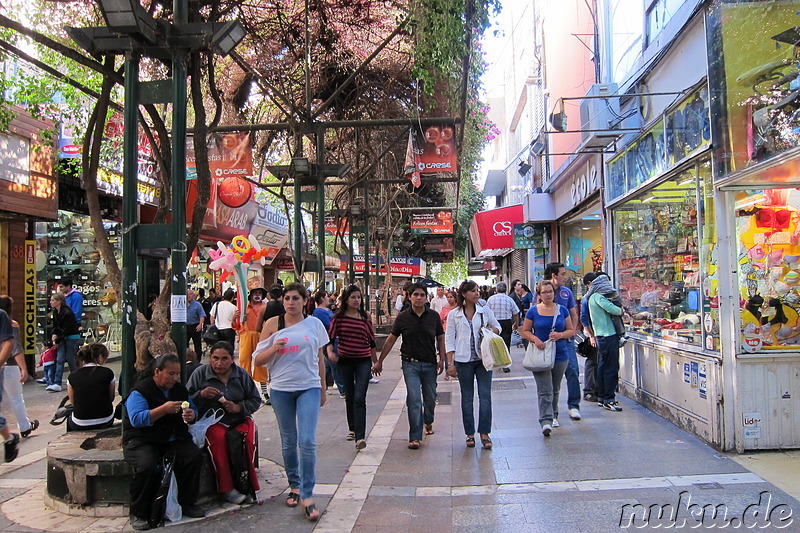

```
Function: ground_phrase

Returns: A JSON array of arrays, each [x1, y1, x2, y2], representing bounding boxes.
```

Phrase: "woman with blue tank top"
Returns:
[[254, 282, 328, 521], [522, 279, 575, 437]]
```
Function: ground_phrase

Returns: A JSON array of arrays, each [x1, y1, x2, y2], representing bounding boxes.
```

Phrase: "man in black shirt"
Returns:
[[373, 282, 444, 450]]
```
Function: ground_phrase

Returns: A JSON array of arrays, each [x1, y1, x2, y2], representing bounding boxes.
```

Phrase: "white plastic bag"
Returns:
[[188, 408, 224, 448], [479, 329, 512, 371], [165, 472, 182, 522]]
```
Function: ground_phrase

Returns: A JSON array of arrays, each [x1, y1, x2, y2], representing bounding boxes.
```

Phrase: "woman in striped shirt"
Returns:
[[327, 285, 376, 450]]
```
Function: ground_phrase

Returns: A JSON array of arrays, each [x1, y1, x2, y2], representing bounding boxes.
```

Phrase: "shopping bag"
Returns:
[[480, 329, 512, 371], [150, 454, 175, 528], [164, 472, 182, 523], [511, 330, 523, 347], [522, 341, 556, 372], [188, 408, 224, 448], [202, 324, 220, 344]]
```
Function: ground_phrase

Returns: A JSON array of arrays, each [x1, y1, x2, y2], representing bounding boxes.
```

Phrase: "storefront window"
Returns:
[[698, 161, 719, 350], [626, 121, 666, 190], [707, 0, 800, 176], [736, 188, 800, 353], [560, 213, 603, 299], [613, 162, 710, 347]]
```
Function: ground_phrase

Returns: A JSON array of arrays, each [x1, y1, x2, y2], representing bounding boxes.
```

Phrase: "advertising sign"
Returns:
[[276, 257, 295, 270], [218, 177, 252, 208], [24, 241, 36, 357], [340, 256, 425, 277], [322, 216, 349, 237], [410, 210, 454, 235], [249, 203, 289, 265], [470, 204, 524, 253], [404, 124, 458, 187], [513, 222, 547, 249], [186, 132, 253, 180]]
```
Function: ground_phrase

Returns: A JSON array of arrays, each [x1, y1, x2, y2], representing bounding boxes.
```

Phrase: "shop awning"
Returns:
[[483, 169, 507, 197], [476, 248, 514, 258], [468, 204, 524, 256]]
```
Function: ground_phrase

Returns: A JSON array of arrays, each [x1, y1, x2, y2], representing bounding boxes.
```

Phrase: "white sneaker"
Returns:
[[552, 419, 560, 428], [225, 489, 247, 504], [569, 408, 581, 420], [542, 424, 552, 436], [369, 378, 380, 384], [46, 384, 62, 392]]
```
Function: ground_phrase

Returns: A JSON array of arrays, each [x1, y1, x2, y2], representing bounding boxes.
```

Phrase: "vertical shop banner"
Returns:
[[403, 124, 458, 187], [410, 210, 454, 235], [23, 241, 36, 357]]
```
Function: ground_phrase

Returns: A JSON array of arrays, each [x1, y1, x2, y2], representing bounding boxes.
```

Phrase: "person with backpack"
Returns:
[[187, 340, 262, 505], [253, 282, 328, 521]]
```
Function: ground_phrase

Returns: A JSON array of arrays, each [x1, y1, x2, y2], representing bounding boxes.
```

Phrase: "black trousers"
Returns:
[[187, 323, 203, 356], [123, 438, 203, 519], [217, 327, 236, 347], [498, 319, 513, 349]]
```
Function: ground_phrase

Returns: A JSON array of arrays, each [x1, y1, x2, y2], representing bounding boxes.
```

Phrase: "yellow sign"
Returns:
[[23, 240, 36, 357]]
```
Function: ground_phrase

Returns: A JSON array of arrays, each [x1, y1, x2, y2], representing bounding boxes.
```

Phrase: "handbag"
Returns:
[[202, 303, 221, 344], [522, 306, 561, 372], [50, 396, 73, 426]]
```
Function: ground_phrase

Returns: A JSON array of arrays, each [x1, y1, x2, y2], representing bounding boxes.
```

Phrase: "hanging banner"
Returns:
[[249, 203, 289, 265], [404, 124, 458, 187], [410, 210, 454, 235], [340, 255, 426, 277], [426, 236, 455, 263], [470, 204, 525, 253], [321, 216, 349, 237], [186, 132, 253, 180], [24, 241, 36, 357]]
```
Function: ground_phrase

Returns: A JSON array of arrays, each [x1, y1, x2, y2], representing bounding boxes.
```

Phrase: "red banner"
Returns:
[[187, 132, 253, 180], [410, 211, 454, 235], [470, 204, 524, 252], [404, 124, 458, 187]]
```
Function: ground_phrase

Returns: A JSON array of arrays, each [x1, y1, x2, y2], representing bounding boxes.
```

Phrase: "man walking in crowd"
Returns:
[[0, 305, 20, 462], [585, 273, 624, 411], [544, 262, 582, 420], [373, 282, 445, 450], [59, 278, 84, 330], [202, 288, 219, 318], [429, 286, 448, 314], [579, 272, 599, 403], [186, 289, 206, 358], [486, 281, 519, 373]]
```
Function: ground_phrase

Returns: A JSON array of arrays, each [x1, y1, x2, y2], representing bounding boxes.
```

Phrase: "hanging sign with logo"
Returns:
[[410, 210, 454, 235], [218, 177, 252, 208], [249, 203, 289, 265], [513, 222, 548, 249], [186, 132, 253, 180], [321, 216, 349, 237], [469, 204, 524, 253], [403, 124, 458, 187]]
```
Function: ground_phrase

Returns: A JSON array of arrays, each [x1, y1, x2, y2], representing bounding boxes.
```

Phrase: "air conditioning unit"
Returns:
[[579, 83, 621, 149]]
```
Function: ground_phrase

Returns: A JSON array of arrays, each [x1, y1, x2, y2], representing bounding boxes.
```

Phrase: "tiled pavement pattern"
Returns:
[[0, 345, 798, 532]]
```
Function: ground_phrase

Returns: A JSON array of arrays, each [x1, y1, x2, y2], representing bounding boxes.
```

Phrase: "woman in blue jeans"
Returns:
[[254, 282, 328, 521], [327, 285, 377, 450], [444, 280, 501, 449], [522, 280, 575, 436], [50, 292, 79, 393]]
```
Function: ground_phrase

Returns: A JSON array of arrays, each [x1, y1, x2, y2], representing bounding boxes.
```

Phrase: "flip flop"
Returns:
[[424, 424, 434, 435], [285, 492, 300, 507], [407, 440, 421, 449], [303, 503, 320, 521]]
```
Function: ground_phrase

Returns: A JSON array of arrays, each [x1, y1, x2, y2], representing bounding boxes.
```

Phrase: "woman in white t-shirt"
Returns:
[[210, 289, 238, 347]]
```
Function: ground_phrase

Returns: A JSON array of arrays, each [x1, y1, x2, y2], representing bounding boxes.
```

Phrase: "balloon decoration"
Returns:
[[207, 234, 272, 321]]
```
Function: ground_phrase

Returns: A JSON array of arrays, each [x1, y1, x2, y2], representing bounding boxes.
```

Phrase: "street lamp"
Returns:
[[97, 0, 158, 43], [211, 20, 246, 56]]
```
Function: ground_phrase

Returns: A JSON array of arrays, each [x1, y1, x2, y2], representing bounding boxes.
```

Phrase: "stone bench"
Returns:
[[46, 426, 218, 517]]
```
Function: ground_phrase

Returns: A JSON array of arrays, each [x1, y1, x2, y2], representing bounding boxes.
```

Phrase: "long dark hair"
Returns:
[[0, 295, 12, 315], [283, 282, 309, 317], [76, 342, 110, 368], [335, 284, 369, 320], [457, 280, 478, 309]]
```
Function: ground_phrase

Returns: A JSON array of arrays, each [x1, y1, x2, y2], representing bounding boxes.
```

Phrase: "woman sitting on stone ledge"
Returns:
[[187, 340, 262, 505], [67, 343, 115, 432]]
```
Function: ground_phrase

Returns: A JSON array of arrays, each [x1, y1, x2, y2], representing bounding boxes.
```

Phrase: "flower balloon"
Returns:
[[205, 234, 273, 320]]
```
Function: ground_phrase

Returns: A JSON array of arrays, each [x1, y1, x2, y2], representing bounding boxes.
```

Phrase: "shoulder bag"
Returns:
[[522, 305, 561, 372], [202, 303, 220, 344]]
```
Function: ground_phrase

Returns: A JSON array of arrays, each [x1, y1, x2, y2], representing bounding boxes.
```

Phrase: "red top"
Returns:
[[329, 315, 375, 358]]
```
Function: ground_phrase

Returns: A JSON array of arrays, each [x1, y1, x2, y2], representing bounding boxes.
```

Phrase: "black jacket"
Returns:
[[52, 305, 79, 343], [122, 377, 191, 445]]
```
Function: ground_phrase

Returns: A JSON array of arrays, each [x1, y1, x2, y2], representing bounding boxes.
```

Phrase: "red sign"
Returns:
[[218, 177, 252, 208], [276, 257, 295, 270], [322, 216, 349, 236], [404, 124, 458, 187], [410, 211, 454, 235], [469, 204, 524, 253]]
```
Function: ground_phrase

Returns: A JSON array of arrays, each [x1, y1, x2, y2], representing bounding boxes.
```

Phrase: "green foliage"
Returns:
[[428, 254, 468, 287]]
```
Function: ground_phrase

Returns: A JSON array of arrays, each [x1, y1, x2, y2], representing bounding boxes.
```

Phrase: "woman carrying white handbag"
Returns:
[[521, 280, 575, 436]]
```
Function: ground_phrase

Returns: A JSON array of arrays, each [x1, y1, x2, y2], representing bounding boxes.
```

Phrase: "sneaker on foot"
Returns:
[[4, 433, 20, 463], [21, 420, 39, 438], [36, 378, 47, 384], [45, 384, 61, 392], [225, 489, 247, 504], [339, 392, 346, 399], [568, 408, 581, 420], [552, 419, 560, 428], [355, 439, 367, 450], [603, 401, 623, 412], [541, 424, 552, 436], [584, 393, 598, 403], [369, 377, 380, 384]]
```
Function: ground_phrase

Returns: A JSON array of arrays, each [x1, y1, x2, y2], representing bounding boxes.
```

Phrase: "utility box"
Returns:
[[579, 83, 620, 149]]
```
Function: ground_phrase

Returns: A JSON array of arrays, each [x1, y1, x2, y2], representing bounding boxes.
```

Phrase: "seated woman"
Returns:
[[186, 340, 262, 504], [67, 343, 115, 432], [123, 354, 205, 531]]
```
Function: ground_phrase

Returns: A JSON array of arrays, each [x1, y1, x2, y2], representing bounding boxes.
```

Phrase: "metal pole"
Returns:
[[316, 128, 325, 283], [120, 52, 140, 398], [348, 215, 354, 285], [294, 178, 302, 282], [171, 0, 188, 378], [363, 192, 370, 314]]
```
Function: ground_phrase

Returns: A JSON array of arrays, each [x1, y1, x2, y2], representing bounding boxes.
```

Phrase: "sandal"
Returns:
[[346, 431, 355, 441], [285, 492, 300, 507], [407, 440, 421, 449], [424, 424, 434, 435], [481, 435, 493, 449], [466, 435, 476, 448], [303, 503, 320, 521]]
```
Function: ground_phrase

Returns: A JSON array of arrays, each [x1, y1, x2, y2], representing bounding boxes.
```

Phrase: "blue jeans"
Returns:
[[336, 358, 372, 441], [563, 340, 581, 410], [44, 363, 56, 386], [54, 337, 78, 386], [596, 334, 621, 403], [324, 356, 345, 395], [454, 360, 493, 436], [402, 360, 438, 441], [269, 387, 321, 500]]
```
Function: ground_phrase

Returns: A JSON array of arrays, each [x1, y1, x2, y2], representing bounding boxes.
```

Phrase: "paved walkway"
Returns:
[[0, 345, 798, 532]]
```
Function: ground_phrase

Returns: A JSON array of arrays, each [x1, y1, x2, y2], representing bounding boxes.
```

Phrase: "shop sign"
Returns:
[[96, 168, 160, 206], [513, 222, 547, 249], [340, 255, 425, 277], [276, 257, 295, 270], [58, 136, 82, 159], [469, 204, 524, 253], [426, 237, 454, 252], [104, 111, 124, 150], [322, 216, 349, 237], [24, 241, 36, 357], [403, 124, 458, 187], [410, 210, 454, 235], [570, 162, 600, 207], [249, 203, 289, 265], [186, 132, 253, 179]]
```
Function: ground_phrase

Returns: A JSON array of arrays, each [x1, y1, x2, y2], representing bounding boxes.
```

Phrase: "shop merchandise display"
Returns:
[[38, 212, 122, 351]]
